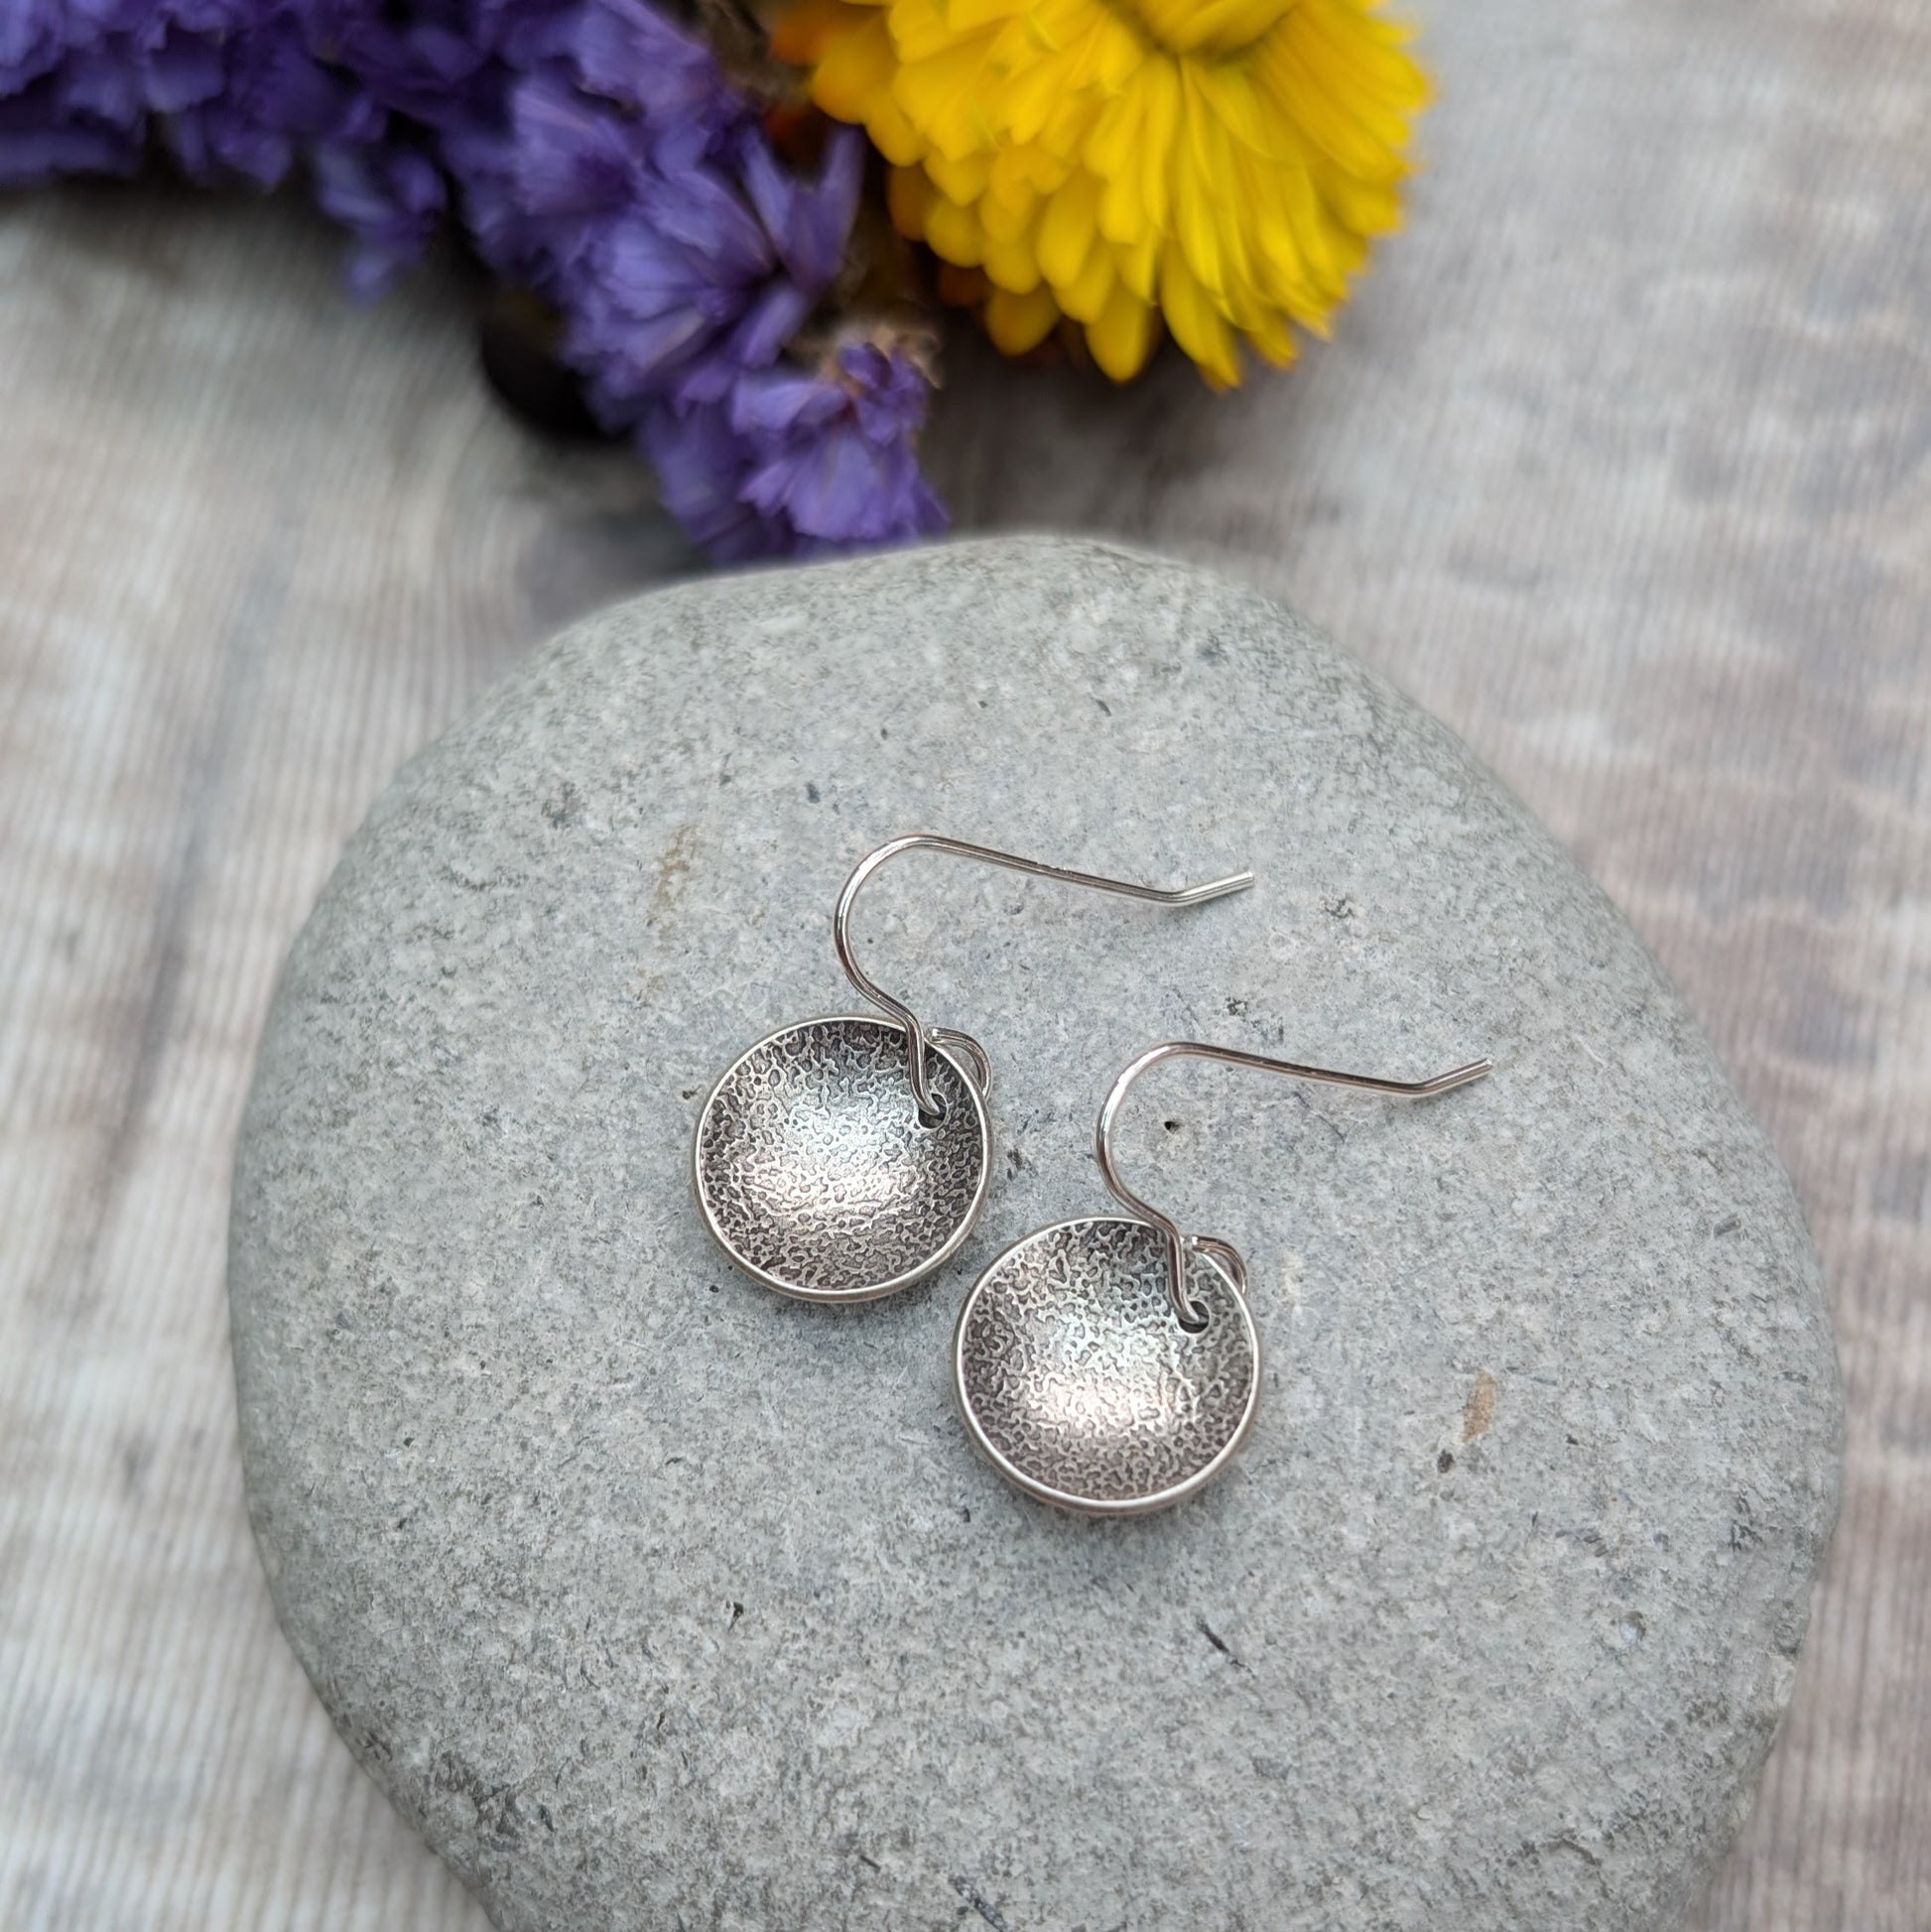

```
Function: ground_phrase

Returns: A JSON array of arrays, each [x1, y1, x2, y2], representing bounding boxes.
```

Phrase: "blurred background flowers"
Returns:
[[0, 0, 1424, 558], [780, 0, 1424, 387]]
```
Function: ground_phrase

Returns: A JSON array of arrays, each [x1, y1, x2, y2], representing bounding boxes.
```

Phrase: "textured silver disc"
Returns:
[[694, 1016, 990, 1302], [954, 1217, 1261, 1514]]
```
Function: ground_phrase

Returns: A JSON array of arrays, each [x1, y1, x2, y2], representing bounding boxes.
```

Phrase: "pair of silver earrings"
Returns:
[[692, 836, 1490, 1515]]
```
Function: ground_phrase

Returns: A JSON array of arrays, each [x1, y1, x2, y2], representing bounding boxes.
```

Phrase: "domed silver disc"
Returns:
[[953, 1217, 1261, 1514], [694, 1016, 990, 1302]]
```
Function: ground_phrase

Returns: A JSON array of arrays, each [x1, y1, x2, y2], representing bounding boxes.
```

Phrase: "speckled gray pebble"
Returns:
[[229, 536, 1842, 1932]]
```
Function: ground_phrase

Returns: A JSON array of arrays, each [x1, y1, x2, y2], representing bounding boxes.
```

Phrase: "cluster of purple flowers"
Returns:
[[0, 0, 946, 560]]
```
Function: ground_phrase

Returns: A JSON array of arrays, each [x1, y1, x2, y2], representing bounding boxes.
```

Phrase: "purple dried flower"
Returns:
[[560, 0, 722, 125], [0, 0, 949, 562], [446, 14, 865, 421], [0, 2, 65, 91], [648, 341, 947, 560], [734, 343, 944, 548], [0, 87, 143, 182], [312, 141, 448, 297]]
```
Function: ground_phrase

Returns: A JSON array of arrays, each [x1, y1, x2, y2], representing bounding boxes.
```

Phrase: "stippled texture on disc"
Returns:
[[229, 538, 1842, 1932], [957, 1218, 1258, 1508], [695, 1017, 986, 1299]]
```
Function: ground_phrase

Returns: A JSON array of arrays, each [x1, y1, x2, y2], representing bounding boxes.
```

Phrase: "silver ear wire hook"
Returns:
[[1095, 1042, 1495, 1329], [832, 836, 1256, 1120]]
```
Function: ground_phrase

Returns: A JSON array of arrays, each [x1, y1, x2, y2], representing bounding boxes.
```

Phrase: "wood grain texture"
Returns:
[[1, 0, 1925, 1924]]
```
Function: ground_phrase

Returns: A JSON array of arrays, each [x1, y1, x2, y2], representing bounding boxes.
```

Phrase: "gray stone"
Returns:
[[229, 536, 1842, 1932]]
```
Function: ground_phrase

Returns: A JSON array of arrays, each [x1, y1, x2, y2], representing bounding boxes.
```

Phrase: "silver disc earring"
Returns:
[[954, 1040, 1494, 1514], [692, 837, 1254, 1304]]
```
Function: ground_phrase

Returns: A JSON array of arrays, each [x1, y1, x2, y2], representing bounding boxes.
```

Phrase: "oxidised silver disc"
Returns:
[[694, 1015, 990, 1302], [953, 1217, 1261, 1514]]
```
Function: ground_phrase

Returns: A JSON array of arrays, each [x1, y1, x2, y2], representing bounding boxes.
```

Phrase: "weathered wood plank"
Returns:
[[0, 184, 673, 1932]]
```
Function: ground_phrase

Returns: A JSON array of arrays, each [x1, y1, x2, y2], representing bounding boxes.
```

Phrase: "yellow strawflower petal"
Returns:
[[1056, 237, 1115, 322], [1035, 167, 1099, 290], [977, 177, 1038, 242], [926, 146, 992, 205], [895, 43, 1000, 163], [805, 7, 926, 165], [923, 190, 986, 265], [1087, 283, 1157, 380], [784, 0, 1426, 385], [985, 283, 1063, 352], [1116, 223, 1159, 303], [1138, 58, 1180, 233], [1161, 245, 1240, 388], [981, 221, 1045, 293]]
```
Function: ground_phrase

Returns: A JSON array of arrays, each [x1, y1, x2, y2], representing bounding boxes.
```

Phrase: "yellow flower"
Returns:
[[773, 0, 1427, 387]]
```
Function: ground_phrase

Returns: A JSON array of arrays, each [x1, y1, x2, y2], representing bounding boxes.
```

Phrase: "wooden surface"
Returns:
[[1, 0, 1927, 1923]]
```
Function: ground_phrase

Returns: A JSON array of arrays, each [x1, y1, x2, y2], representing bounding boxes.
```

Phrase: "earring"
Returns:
[[953, 1040, 1493, 1515], [693, 837, 1254, 1304]]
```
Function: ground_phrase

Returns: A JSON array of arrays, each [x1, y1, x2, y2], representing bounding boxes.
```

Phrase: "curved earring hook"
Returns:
[[1095, 1041, 1494, 1330], [833, 836, 1255, 1119]]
